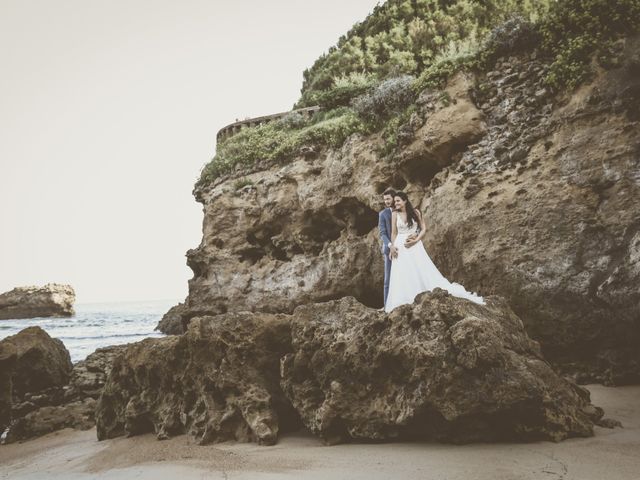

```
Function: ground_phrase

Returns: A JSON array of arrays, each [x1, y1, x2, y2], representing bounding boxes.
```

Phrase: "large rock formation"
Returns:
[[172, 35, 640, 383], [98, 292, 603, 445], [97, 312, 299, 444], [0, 283, 75, 320], [282, 293, 598, 444]]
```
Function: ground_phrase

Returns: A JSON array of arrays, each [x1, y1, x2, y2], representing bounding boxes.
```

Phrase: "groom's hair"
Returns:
[[382, 188, 396, 197]]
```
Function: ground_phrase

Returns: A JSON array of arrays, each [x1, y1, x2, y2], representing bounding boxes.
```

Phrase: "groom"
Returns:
[[378, 188, 396, 308]]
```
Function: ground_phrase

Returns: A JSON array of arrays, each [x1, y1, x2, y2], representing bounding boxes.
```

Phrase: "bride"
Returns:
[[385, 191, 485, 313]]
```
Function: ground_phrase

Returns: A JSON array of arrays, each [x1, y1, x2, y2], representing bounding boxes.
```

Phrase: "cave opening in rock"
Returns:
[[299, 210, 344, 255], [238, 246, 265, 264], [402, 155, 455, 186], [332, 197, 379, 236], [376, 175, 408, 194], [316, 283, 383, 310], [355, 285, 383, 310], [244, 226, 298, 263], [186, 250, 206, 278]]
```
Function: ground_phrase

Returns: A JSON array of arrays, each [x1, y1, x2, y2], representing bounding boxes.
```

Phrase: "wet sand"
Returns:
[[1, 385, 639, 480]]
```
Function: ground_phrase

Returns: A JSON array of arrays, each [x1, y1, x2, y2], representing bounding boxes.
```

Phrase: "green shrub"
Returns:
[[477, 15, 542, 67], [351, 75, 417, 128], [378, 104, 418, 158], [539, 0, 640, 91], [298, 0, 551, 103], [196, 109, 365, 187], [296, 71, 377, 109], [233, 178, 253, 191]]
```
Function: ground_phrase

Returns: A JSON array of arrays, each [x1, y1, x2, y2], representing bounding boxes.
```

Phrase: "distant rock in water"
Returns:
[[0, 283, 75, 320], [96, 291, 602, 445], [155, 301, 188, 335]]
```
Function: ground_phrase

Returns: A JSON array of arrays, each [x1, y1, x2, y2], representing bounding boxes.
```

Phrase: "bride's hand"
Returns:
[[405, 236, 421, 248]]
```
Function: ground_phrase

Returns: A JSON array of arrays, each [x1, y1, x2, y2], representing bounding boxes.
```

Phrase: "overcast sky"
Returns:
[[0, 0, 380, 304]]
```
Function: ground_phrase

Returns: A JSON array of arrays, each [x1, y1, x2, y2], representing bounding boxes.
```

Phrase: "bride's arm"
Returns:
[[391, 211, 397, 244], [390, 212, 398, 259], [415, 210, 426, 241], [406, 210, 426, 247]]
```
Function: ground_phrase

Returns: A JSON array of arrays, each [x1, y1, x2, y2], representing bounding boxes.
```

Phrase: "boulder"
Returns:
[[0, 342, 17, 432], [281, 293, 600, 444], [0, 326, 72, 398], [96, 312, 300, 445], [65, 345, 128, 400], [182, 38, 640, 382], [0, 333, 127, 443], [4, 398, 96, 442], [0, 283, 75, 320], [155, 302, 188, 335]]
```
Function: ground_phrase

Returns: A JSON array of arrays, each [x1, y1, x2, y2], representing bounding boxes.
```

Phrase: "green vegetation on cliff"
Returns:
[[196, 0, 640, 189], [296, 0, 550, 109]]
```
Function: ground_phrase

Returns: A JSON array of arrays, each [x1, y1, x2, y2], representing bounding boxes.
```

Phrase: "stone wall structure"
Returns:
[[216, 106, 321, 143]]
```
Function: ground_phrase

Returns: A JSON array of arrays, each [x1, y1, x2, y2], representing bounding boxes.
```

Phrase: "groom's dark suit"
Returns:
[[378, 207, 393, 307]]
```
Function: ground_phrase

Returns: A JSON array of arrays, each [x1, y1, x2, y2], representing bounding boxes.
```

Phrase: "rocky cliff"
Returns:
[[174, 35, 640, 385], [0, 283, 75, 320]]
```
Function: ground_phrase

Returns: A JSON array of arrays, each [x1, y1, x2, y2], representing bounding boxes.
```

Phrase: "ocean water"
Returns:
[[0, 298, 178, 363]]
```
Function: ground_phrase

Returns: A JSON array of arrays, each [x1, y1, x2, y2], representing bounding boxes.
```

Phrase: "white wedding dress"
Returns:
[[385, 213, 485, 312]]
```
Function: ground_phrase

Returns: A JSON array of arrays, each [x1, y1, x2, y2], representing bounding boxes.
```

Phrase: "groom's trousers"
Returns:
[[383, 252, 391, 307]]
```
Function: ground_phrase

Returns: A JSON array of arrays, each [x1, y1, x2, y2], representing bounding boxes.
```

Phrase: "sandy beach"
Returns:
[[1, 384, 639, 480]]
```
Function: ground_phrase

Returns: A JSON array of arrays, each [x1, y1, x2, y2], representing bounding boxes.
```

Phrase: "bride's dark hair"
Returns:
[[394, 191, 420, 228]]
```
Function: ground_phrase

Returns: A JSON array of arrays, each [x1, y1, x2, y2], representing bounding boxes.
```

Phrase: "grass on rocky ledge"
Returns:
[[196, 0, 640, 189], [196, 109, 366, 189]]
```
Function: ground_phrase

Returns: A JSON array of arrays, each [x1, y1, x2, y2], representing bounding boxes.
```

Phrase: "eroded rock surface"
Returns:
[[0, 283, 75, 320], [281, 293, 599, 444], [0, 342, 17, 432], [65, 345, 128, 400], [155, 301, 188, 335], [177, 74, 484, 331], [0, 329, 125, 442], [99, 293, 601, 445], [97, 312, 299, 445], [0, 326, 72, 397], [422, 37, 640, 384], [5, 398, 96, 442]]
